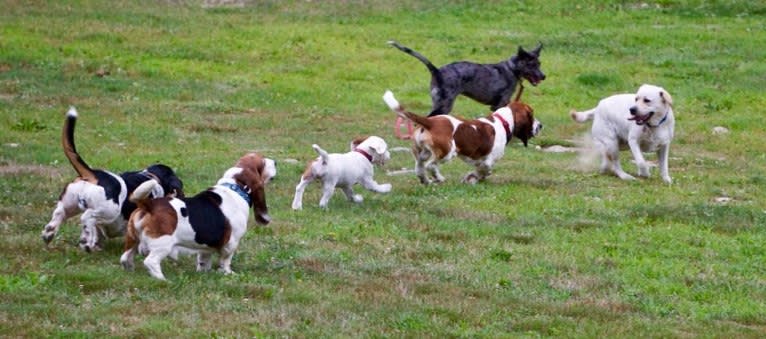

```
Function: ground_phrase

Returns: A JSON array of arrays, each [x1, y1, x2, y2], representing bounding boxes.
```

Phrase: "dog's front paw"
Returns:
[[41, 225, 56, 244], [662, 175, 672, 184], [120, 257, 134, 271], [616, 172, 636, 181], [352, 194, 364, 203], [379, 183, 392, 193], [462, 173, 480, 184], [291, 202, 302, 210], [637, 164, 650, 178]]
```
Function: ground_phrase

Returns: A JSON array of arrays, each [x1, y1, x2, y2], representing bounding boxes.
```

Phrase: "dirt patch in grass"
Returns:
[[0, 163, 63, 178]]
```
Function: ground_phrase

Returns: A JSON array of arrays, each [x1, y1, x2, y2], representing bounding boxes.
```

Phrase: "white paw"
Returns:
[[352, 194, 364, 203], [379, 183, 392, 193]]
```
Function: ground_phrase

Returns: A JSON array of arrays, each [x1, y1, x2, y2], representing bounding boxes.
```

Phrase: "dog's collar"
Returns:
[[220, 182, 250, 205], [354, 148, 373, 162], [492, 113, 512, 143], [646, 113, 669, 128]]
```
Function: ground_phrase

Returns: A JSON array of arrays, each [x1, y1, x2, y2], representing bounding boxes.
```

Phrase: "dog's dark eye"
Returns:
[[643, 98, 651, 103]]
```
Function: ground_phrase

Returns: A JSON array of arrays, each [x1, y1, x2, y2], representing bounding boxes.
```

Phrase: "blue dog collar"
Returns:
[[220, 182, 251, 205], [648, 114, 668, 128]]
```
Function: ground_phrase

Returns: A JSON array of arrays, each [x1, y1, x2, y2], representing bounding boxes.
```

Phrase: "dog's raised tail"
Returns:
[[312, 144, 330, 164], [570, 108, 596, 123], [62, 107, 98, 183], [387, 40, 441, 79], [383, 90, 432, 129], [129, 179, 160, 207]]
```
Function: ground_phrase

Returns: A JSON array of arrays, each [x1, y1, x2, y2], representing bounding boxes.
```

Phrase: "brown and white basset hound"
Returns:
[[383, 87, 541, 184], [120, 152, 276, 280], [42, 107, 185, 252]]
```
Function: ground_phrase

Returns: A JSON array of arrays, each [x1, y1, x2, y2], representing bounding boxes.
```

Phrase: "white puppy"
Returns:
[[292, 136, 392, 209], [571, 84, 675, 183]]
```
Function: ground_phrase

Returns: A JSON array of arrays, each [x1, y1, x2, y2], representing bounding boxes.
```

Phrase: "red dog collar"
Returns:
[[354, 148, 373, 162], [492, 113, 512, 141]]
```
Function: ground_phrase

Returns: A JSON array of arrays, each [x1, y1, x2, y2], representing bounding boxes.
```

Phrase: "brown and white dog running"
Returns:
[[120, 153, 276, 280], [42, 107, 184, 252], [383, 87, 541, 184]]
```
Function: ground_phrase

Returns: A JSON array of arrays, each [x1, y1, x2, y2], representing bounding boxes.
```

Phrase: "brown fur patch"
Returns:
[[233, 152, 269, 224], [422, 117, 456, 159], [350, 136, 369, 149], [453, 120, 495, 160], [138, 197, 179, 238], [301, 160, 316, 180], [509, 101, 535, 144]]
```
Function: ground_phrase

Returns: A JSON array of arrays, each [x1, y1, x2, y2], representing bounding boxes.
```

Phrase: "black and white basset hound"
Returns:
[[42, 107, 184, 252]]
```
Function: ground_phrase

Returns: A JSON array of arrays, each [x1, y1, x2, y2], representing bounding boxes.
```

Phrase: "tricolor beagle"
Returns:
[[42, 107, 184, 252], [120, 152, 276, 280], [383, 89, 541, 184]]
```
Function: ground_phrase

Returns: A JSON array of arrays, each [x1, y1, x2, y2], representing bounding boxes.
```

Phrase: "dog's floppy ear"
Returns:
[[369, 140, 388, 155], [660, 90, 673, 107]]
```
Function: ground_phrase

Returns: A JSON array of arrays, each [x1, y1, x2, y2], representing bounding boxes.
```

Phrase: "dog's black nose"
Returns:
[[629, 106, 637, 115]]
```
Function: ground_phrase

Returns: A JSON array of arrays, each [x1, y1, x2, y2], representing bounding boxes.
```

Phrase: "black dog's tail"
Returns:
[[62, 107, 98, 184], [388, 41, 443, 83]]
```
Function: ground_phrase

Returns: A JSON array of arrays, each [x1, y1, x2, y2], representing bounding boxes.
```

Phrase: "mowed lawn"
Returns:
[[1, 0, 765, 337]]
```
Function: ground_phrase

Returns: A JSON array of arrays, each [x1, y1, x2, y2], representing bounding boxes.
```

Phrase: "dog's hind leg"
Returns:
[[428, 93, 457, 117], [291, 169, 315, 210], [413, 147, 432, 184], [42, 185, 83, 244], [341, 186, 363, 203], [318, 182, 337, 208], [606, 151, 635, 181], [143, 237, 173, 280], [360, 177, 392, 194], [120, 219, 140, 271]]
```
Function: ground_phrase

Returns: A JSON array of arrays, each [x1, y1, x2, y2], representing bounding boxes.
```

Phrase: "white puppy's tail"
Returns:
[[312, 144, 330, 164], [570, 108, 596, 123], [130, 179, 160, 205]]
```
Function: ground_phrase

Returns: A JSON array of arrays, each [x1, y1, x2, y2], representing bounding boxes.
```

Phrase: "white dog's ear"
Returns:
[[370, 142, 387, 155], [660, 90, 673, 107]]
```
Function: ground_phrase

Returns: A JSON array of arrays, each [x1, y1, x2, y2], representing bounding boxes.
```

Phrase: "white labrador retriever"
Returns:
[[571, 84, 675, 183]]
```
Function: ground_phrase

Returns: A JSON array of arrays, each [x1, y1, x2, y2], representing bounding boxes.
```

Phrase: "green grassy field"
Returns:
[[2, 0, 765, 337]]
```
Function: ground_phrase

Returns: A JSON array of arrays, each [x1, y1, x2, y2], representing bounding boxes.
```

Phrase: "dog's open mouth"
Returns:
[[527, 76, 542, 86], [628, 112, 654, 125]]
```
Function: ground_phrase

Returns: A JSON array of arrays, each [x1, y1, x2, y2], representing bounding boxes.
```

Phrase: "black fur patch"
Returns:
[[182, 190, 229, 248], [94, 170, 121, 206], [119, 171, 152, 220], [180, 207, 188, 218]]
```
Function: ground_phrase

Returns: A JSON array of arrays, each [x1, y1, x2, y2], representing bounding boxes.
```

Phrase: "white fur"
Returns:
[[292, 136, 391, 210], [42, 171, 128, 251], [571, 84, 675, 183]]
